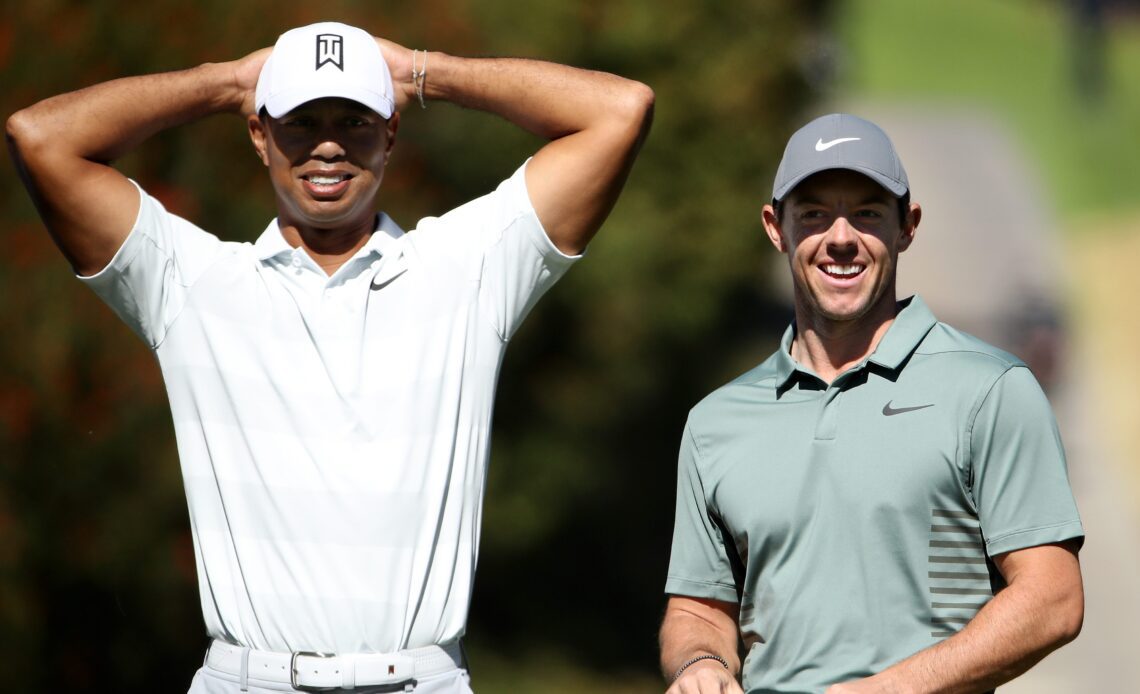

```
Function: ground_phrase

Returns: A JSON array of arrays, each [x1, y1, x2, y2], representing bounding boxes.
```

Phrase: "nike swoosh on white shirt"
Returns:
[[815, 137, 861, 151]]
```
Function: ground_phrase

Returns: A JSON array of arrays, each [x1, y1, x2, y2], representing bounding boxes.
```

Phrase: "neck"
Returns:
[[789, 295, 901, 384], [278, 215, 376, 276]]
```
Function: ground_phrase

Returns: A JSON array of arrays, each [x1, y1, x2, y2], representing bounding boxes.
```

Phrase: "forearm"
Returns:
[[857, 574, 1083, 692], [421, 52, 652, 140], [8, 62, 245, 166], [397, 49, 651, 253], [660, 605, 741, 679]]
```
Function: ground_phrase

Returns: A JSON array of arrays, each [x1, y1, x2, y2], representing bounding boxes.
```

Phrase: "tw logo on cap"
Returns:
[[316, 34, 344, 71]]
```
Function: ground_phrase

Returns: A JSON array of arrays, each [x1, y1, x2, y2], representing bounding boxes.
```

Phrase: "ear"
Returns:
[[897, 202, 921, 253], [762, 203, 788, 254], [384, 111, 400, 157], [248, 113, 269, 166]]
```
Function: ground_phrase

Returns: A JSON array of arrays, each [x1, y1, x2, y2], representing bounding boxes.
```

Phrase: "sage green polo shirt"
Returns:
[[665, 296, 1083, 694]]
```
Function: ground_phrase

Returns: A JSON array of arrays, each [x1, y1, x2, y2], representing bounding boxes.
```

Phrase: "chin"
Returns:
[[819, 289, 898, 325], [818, 307, 867, 323], [803, 289, 864, 319], [298, 202, 369, 228], [804, 294, 879, 325]]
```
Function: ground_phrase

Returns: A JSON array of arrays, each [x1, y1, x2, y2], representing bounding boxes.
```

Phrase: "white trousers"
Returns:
[[187, 665, 474, 694]]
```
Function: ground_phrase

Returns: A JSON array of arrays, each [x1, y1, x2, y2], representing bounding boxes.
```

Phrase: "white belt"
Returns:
[[205, 639, 464, 691]]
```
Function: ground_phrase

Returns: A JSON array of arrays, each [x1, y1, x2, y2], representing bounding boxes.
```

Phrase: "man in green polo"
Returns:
[[659, 114, 1084, 694]]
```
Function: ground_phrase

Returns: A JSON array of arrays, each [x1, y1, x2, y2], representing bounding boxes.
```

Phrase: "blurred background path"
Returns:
[[855, 105, 1140, 692], [1010, 222, 1140, 693]]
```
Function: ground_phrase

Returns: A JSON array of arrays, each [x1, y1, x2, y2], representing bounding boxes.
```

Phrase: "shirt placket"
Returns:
[[814, 384, 842, 441], [812, 366, 864, 442]]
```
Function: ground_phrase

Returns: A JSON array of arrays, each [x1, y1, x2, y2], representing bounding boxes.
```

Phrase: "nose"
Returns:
[[311, 135, 347, 160], [825, 215, 857, 249]]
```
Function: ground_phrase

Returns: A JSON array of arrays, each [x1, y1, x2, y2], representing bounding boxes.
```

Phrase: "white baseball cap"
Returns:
[[255, 22, 395, 119]]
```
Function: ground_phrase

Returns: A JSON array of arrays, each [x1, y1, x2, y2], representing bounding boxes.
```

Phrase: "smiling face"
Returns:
[[248, 97, 398, 243], [762, 169, 921, 335]]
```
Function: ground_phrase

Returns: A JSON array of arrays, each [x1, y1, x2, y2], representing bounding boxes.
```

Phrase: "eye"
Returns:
[[800, 209, 827, 220], [854, 208, 883, 219]]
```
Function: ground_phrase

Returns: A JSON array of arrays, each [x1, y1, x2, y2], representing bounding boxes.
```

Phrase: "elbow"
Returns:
[[623, 81, 656, 139], [602, 81, 654, 157], [1056, 560, 1085, 645], [6, 107, 49, 168], [1038, 579, 1084, 651], [598, 79, 654, 141], [6, 109, 32, 160], [1055, 589, 1084, 646], [628, 81, 656, 118]]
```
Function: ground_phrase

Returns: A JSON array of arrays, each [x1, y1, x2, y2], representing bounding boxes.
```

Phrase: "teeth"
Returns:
[[824, 264, 862, 276], [309, 175, 345, 185]]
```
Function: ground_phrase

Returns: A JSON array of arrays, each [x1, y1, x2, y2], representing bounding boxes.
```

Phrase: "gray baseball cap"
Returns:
[[772, 113, 908, 202]]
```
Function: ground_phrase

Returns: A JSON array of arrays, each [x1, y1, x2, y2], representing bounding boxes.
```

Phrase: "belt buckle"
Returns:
[[290, 651, 338, 692]]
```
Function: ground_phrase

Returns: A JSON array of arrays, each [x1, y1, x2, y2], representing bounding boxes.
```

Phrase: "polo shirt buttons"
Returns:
[[290, 249, 304, 274]]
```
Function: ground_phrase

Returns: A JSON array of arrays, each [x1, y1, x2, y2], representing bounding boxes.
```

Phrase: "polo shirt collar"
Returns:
[[252, 213, 406, 262], [866, 295, 938, 371], [774, 325, 803, 388], [774, 295, 938, 389]]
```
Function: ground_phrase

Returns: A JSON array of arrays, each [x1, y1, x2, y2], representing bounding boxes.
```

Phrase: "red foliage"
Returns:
[[0, 22, 12, 70], [9, 225, 57, 270], [0, 382, 35, 443], [148, 182, 201, 221]]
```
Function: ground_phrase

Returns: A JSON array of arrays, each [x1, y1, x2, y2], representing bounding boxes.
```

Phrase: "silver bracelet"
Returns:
[[411, 49, 428, 109], [672, 653, 729, 682]]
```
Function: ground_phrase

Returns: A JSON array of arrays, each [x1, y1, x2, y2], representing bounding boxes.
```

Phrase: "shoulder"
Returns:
[[412, 163, 534, 237], [909, 320, 1053, 424], [913, 320, 1024, 376], [688, 352, 782, 432], [403, 163, 542, 265], [93, 180, 247, 277]]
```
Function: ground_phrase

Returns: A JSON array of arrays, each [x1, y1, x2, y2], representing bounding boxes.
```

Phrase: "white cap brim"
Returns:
[[255, 22, 396, 119]]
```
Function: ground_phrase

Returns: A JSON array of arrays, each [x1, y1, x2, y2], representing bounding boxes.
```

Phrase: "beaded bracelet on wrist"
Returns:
[[672, 653, 729, 682]]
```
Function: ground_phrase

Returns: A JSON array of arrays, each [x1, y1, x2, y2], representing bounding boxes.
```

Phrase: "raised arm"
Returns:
[[827, 540, 1083, 693], [660, 595, 745, 694], [377, 40, 654, 255], [5, 49, 268, 276]]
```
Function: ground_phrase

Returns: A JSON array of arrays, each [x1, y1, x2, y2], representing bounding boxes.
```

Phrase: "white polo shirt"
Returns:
[[81, 163, 578, 655]]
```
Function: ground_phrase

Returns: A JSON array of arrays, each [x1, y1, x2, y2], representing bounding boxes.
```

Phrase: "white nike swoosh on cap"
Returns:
[[815, 137, 861, 151]]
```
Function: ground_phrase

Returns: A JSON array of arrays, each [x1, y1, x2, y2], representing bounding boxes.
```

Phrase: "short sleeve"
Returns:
[[414, 161, 581, 340], [78, 181, 226, 349], [970, 365, 1084, 556], [664, 423, 740, 603]]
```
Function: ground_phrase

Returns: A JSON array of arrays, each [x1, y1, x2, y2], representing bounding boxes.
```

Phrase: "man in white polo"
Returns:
[[7, 21, 653, 693]]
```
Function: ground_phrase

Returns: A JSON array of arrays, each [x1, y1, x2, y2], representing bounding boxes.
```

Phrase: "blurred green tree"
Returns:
[[1, 0, 831, 689]]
